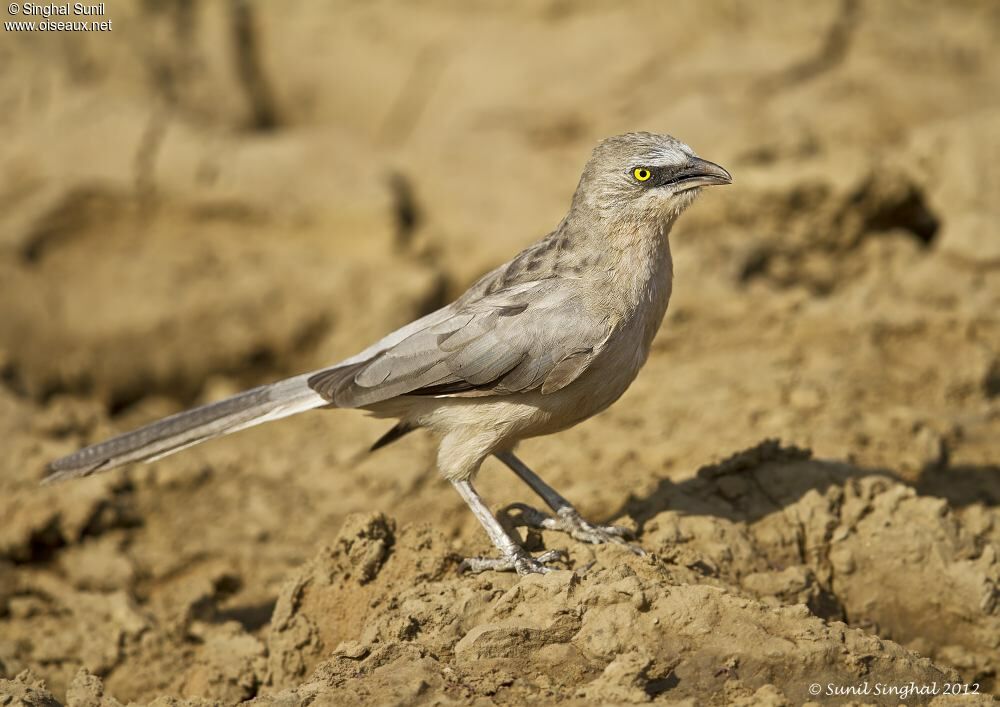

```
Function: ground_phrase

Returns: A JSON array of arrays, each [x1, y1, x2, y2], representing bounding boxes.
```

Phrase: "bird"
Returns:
[[45, 132, 732, 575]]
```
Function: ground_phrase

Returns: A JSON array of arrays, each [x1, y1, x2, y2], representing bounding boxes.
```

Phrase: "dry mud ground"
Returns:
[[1, 1, 999, 705]]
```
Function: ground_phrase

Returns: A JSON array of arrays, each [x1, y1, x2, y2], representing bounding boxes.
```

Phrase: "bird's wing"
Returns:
[[43, 268, 602, 481], [308, 279, 611, 408]]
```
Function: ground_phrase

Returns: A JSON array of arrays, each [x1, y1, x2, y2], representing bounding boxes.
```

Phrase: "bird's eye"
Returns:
[[633, 167, 652, 182]]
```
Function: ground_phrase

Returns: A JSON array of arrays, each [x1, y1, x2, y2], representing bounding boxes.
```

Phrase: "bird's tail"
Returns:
[[43, 373, 328, 484]]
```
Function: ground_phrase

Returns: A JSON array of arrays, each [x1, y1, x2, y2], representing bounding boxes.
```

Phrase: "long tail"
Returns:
[[43, 373, 329, 484]]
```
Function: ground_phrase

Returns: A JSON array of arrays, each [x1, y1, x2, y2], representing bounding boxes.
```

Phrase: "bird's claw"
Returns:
[[507, 503, 645, 555], [459, 548, 566, 576]]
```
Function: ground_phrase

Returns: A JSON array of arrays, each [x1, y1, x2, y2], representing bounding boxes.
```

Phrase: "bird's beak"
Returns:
[[674, 157, 732, 190]]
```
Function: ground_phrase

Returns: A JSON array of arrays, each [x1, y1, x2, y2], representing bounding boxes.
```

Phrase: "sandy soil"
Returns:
[[1, 1, 999, 704]]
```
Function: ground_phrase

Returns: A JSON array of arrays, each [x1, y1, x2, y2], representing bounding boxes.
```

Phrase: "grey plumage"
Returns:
[[309, 279, 609, 405], [46, 132, 731, 575], [44, 374, 325, 483]]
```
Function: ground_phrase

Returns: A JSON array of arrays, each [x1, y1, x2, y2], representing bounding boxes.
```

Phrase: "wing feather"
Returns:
[[308, 279, 610, 407]]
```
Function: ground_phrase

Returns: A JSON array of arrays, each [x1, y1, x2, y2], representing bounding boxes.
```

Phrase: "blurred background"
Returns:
[[1, 0, 998, 703]]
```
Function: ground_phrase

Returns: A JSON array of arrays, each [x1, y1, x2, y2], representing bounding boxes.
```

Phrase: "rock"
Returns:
[[0, 671, 62, 707], [65, 669, 123, 707]]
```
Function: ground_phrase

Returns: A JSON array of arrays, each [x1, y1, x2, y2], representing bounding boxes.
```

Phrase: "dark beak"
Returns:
[[673, 156, 732, 190]]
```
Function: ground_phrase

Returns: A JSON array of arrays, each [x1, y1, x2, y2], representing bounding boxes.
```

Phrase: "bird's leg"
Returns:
[[495, 451, 644, 555], [451, 478, 565, 575]]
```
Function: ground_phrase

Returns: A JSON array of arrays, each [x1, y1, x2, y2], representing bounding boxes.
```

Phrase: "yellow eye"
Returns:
[[633, 167, 652, 182]]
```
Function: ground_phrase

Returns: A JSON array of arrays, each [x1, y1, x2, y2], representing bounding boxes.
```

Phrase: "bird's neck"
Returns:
[[601, 219, 673, 365], [603, 218, 675, 341], [574, 208, 676, 286], [555, 211, 675, 342]]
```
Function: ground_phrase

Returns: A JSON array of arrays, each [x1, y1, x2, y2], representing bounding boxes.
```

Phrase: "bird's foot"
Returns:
[[508, 503, 645, 555], [459, 548, 566, 576]]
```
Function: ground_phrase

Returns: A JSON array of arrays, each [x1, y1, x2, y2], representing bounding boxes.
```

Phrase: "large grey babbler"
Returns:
[[47, 132, 732, 575]]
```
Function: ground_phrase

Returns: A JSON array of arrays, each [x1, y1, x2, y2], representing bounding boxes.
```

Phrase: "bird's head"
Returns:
[[572, 132, 731, 226]]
